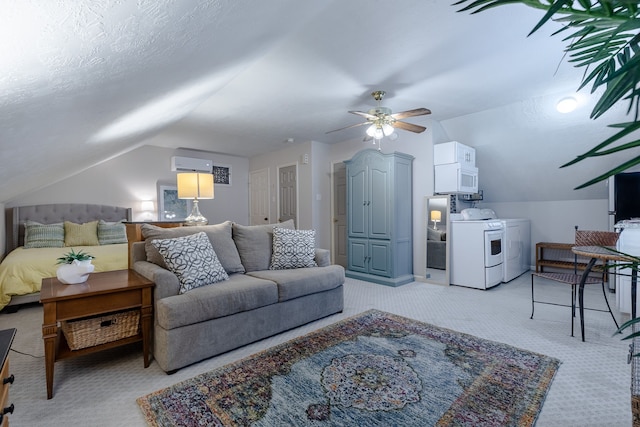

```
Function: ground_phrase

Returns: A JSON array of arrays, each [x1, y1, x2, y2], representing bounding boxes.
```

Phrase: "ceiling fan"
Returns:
[[327, 90, 431, 140]]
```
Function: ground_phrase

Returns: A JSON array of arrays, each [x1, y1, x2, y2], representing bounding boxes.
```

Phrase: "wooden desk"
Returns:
[[40, 270, 154, 399], [572, 246, 638, 342]]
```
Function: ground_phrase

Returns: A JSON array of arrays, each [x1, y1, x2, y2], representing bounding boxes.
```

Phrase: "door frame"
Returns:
[[330, 160, 348, 266], [277, 162, 299, 226]]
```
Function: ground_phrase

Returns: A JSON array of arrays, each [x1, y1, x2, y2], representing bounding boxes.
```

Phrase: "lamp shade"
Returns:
[[177, 173, 214, 199], [140, 200, 154, 211], [430, 210, 441, 222]]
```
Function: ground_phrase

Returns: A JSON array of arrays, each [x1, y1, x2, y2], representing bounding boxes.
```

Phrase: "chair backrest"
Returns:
[[574, 230, 619, 247]]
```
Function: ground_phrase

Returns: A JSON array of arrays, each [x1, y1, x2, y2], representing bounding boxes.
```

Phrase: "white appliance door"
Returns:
[[485, 230, 503, 268]]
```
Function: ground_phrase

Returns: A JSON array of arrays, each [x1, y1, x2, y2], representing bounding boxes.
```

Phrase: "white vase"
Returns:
[[56, 259, 95, 284]]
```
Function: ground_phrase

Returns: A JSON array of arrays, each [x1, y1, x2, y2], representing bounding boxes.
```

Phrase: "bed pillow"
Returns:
[[141, 221, 244, 274], [151, 232, 229, 294], [64, 221, 99, 246], [23, 220, 64, 248], [232, 219, 295, 272], [269, 227, 318, 270], [98, 220, 128, 245]]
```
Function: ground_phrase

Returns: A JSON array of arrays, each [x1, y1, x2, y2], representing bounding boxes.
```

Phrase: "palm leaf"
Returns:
[[455, 0, 640, 188]]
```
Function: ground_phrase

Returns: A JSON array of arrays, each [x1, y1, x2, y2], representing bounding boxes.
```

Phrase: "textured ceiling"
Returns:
[[0, 0, 629, 203]]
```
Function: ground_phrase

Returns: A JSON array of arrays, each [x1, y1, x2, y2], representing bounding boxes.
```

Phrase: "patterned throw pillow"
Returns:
[[64, 221, 99, 246], [151, 232, 229, 294], [24, 220, 64, 248], [98, 220, 128, 245], [269, 227, 318, 270]]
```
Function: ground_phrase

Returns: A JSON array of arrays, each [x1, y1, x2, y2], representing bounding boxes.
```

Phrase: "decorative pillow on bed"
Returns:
[[151, 232, 229, 294], [98, 220, 127, 245], [24, 220, 64, 248], [64, 221, 99, 246], [269, 227, 318, 270]]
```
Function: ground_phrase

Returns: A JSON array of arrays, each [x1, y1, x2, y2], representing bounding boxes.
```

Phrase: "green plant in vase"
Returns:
[[55, 249, 95, 284], [56, 248, 94, 265]]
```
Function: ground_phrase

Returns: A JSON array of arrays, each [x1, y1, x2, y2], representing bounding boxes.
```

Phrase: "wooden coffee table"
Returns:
[[40, 269, 154, 399]]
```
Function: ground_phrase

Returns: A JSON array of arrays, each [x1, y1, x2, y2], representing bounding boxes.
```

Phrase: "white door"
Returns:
[[250, 168, 270, 225], [333, 162, 347, 267], [278, 164, 297, 226]]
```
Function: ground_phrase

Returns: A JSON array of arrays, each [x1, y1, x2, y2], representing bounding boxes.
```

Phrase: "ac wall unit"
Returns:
[[170, 156, 213, 173]]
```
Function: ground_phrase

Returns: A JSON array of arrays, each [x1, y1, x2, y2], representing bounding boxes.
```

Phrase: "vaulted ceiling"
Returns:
[[0, 0, 632, 203]]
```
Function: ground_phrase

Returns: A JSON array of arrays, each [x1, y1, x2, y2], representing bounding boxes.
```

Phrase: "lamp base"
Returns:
[[184, 199, 208, 226]]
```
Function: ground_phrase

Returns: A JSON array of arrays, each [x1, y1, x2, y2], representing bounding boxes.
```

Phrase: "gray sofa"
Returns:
[[131, 220, 345, 373]]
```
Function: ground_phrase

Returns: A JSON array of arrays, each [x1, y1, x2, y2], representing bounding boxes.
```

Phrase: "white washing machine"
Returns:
[[500, 219, 531, 282], [450, 210, 504, 289]]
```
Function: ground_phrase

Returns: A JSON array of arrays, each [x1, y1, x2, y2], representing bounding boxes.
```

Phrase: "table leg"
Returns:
[[42, 303, 58, 399], [579, 257, 598, 342], [141, 287, 153, 368]]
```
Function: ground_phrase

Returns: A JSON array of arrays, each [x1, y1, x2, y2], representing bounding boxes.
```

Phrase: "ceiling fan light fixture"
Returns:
[[366, 124, 377, 137], [556, 97, 577, 113], [382, 123, 394, 136]]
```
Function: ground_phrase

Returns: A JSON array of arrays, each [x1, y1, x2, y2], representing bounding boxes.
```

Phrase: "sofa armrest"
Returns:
[[315, 248, 331, 267], [133, 260, 180, 300]]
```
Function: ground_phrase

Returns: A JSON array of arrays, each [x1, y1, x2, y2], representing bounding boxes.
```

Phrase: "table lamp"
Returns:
[[177, 172, 214, 226], [430, 210, 441, 230]]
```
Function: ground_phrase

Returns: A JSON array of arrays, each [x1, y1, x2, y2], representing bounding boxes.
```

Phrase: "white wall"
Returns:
[[6, 145, 249, 226], [0, 203, 4, 260], [483, 199, 609, 266]]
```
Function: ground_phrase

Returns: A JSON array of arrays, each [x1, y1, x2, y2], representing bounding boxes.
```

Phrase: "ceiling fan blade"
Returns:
[[392, 121, 427, 133], [326, 121, 369, 134], [390, 108, 431, 119], [349, 110, 377, 120]]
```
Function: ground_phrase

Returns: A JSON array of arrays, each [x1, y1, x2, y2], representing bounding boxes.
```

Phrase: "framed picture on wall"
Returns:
[[213, 164, 232, 186], [157, 183, 191, 221]]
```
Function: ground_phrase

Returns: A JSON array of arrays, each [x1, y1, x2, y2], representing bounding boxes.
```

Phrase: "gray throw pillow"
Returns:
[[24, 220, 64, 248], [270, 227, 318, 270], [142, 221, 244, 274], [232, 219, 295, 272], [151, 232, 229, 294], [98, 220, 128, 245]]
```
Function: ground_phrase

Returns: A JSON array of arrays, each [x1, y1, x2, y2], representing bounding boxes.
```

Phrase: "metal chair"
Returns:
[[530, 227, 620, 337]]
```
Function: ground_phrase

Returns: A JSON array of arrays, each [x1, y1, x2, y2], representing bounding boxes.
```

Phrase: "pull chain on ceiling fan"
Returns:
[[327, 90, 431, 143]]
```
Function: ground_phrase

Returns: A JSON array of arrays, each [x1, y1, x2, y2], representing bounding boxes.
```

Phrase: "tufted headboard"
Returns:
[[6, 203, 132, 254]]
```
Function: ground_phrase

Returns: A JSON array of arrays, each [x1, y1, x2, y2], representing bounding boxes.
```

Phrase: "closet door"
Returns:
[[368, 157, 391, 240], [347, 164, 368, 239]]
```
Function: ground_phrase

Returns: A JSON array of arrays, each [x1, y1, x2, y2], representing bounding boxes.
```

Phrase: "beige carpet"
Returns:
[[0, 274, 632, 426]]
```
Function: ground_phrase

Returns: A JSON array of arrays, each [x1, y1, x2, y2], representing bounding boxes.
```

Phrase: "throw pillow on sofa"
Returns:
[[141, 221, 244, 274], [270, 227, 318, 270], [151, 232, 229, 294], [232, 219, 295, 272]]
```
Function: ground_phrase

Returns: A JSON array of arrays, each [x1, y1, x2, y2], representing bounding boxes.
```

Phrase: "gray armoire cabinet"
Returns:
[[344, 149, 414, 286]]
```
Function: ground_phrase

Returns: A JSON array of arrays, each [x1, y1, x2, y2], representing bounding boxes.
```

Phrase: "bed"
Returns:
[[0, 203, 131, 311]]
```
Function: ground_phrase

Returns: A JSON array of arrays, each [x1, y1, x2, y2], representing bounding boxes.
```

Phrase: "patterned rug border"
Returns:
[[138, 309, 561, 426]]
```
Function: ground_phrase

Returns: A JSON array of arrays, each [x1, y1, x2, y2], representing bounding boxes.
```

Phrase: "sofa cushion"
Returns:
[[142, 221, 244, 274], [270, 227, 318, 270], [151, 232, 229, 294], [232, 219, 295, 272], [155, 274, 279, 330], [247, 264, 345, 302]]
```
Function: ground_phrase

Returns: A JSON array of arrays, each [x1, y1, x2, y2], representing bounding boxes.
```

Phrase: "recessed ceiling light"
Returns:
[[556, 97, 577, 113]]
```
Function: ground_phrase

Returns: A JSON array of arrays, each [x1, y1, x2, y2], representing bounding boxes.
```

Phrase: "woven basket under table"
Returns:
[[61, 309, 140, 351]]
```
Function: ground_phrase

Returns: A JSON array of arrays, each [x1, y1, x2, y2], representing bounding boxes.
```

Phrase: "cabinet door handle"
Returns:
[[2, 374, 13, 385], [2, 403, 14, 415]]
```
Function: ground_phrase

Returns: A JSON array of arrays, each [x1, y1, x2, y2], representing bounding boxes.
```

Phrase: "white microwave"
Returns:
[[434, 163, 478, 194]]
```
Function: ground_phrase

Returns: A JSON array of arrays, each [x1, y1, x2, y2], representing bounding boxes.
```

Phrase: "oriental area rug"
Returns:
[[137, 310, 560, 427]]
